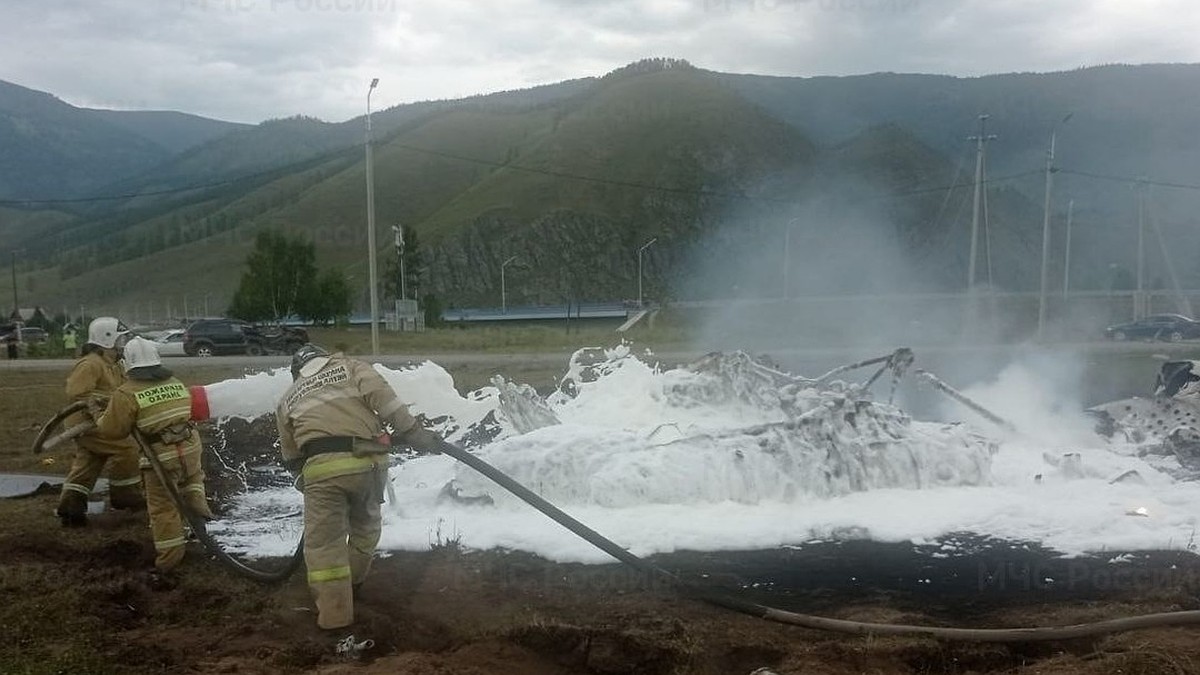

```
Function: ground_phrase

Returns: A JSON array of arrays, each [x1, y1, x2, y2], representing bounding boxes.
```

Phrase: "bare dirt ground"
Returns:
[[3, 362, 1200, 674]]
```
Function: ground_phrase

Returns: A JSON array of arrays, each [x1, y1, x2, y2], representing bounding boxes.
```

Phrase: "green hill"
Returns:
[[0, 79, 244, 200], [11, 60, 1196, 316]]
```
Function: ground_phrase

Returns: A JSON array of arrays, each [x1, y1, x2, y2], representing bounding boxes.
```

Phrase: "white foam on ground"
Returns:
[[213, 348, 1200, 562]]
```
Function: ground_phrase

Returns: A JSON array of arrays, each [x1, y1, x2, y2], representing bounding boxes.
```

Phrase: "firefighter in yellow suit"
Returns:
[[276, 344, 442, 630], [92, 337, 214, 571], [56, 317, 144, 526]]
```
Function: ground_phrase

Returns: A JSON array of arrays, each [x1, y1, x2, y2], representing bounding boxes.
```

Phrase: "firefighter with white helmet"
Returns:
[[276, 344, 443, 630], [91, 336, 214, 572], [56, 317, 144, 526]]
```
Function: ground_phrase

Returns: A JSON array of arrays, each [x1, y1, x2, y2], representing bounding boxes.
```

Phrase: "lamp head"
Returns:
[[369, 78, 379, 89]]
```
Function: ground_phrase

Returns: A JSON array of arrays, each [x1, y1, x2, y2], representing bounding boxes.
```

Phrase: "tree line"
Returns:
[[227, 228, 438, 326]]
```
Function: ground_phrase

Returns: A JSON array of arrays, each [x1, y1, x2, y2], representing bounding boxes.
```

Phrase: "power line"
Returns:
[[0, 180, 230, 206], [1, 137, 1042, 210], [1058, 168, 1200, 192], [0, 151, 357, 207], [389, 141, 1041, 204]]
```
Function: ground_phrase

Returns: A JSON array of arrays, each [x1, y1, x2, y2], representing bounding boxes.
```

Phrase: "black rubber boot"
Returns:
[[56, 492, 89, 527], [56, 509, 88, 528], [145, 569, 179, 592]]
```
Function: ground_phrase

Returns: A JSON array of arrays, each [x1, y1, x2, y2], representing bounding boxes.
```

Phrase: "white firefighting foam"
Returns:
[[211, 346, 1200, 563]]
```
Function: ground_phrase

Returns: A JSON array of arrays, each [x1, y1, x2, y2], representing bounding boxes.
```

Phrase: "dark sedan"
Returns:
[[1104, 314, 1200, 342]]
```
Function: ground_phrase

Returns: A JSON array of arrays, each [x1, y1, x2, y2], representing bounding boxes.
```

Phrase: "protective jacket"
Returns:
[[95, 373, 212, 570], [56, 351, 143, 521], [276, 353, 420, 484], [66, 352, 136, 449], [275, 353, 430, 630]]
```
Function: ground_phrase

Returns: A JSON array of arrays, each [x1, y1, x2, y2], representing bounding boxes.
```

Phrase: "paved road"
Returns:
[[1, 340, 1195, 373], [0, 353, 567, 371]]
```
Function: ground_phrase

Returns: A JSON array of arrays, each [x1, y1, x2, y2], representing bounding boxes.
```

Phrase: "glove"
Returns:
[[85, 397, 106, 421], [402, 426, 443, 455]]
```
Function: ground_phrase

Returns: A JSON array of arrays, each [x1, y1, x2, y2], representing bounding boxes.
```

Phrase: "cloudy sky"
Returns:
[[1, 0, 1197, 124]]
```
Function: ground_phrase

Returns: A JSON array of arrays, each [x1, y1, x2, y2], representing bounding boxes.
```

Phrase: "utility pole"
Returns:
[[1147, 184, 1193, 318], [1038, 113, 1071, 341], [392, 224, 405, 301], [967, 115, 997, 292], [365, 77, 380, 356], [501, 256, 517, 313], [1062, 199, 1075, 299], [9, 249, 18, 318], [638, 238, 658, 307], [1135, 179, 1146, 318], [782, 218, 799, 300]]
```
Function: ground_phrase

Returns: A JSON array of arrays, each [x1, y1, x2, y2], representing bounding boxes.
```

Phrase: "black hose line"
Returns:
[[135, 428, 305, 584], [31, 401, 89, 454], [435, 439, 1200, 642], [35, 404, 305, 582]]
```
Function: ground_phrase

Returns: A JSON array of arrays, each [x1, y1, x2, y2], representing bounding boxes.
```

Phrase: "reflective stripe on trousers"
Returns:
[[303, 469, 383, 630]]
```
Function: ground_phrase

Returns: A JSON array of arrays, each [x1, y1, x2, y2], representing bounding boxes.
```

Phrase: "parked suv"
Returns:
[[257, 324, 309, 355], [183, 319, 267, 357]]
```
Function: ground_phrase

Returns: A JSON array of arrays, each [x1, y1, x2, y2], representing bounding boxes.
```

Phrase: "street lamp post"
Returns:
[[638, 238, 658, 307], [1037, 113, 1072, 341], [1062, 199, 1075, 299], [501, 256, 517, 313], [782, 218, 799, 299], [9, 249, 19, 318], [365, 77, 380, 356]]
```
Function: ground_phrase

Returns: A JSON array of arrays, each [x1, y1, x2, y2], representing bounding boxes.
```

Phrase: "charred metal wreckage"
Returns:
[[1087, 359, 1200, 480]]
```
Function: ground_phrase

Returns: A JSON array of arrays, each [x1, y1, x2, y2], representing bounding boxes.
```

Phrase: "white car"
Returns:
[[154, 330, 187, 357]]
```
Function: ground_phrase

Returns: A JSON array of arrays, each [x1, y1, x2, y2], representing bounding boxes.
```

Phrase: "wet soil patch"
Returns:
[[633, 534, 1200, 621], [454, 534, 1200, 627]]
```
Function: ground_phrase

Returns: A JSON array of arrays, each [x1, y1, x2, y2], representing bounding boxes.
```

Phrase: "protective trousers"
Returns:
[[144, 448, 212, 571], [57, 436, 144, 520], [303, 467, 385, 630]]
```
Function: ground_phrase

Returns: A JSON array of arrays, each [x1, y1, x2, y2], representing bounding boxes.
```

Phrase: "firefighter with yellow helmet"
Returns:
[[92, 336, 214, 572], [276, 344, 442, 630], [56, 317, 144, 526]]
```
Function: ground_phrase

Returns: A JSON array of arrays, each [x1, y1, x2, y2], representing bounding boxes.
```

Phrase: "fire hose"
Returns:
[[133, 429, 305, 584], [34, 406, 1200, 641], [33, 404, 303, 583]]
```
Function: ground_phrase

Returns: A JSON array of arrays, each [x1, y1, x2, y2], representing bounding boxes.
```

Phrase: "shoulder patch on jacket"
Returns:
[[135, 382, 189, 408], [285, 363, 350, 409]]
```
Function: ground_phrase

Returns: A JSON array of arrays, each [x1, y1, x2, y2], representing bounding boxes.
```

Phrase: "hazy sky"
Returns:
[[1, 0, 1197, 124]]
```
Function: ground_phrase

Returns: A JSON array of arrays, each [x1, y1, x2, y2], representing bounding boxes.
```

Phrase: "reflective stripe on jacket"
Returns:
[[276, 354, 414, 484]]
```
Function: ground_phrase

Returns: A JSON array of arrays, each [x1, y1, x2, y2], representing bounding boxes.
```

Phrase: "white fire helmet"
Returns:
[[122, 336, 162, 372], [87, 317, 130, 349]]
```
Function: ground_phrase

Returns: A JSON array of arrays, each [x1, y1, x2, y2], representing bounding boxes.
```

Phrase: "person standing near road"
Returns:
[[62, 325, 78, 356], [91, 337, 214, 573], [275, 344, 443, 631], [56, 317, 145, 526]]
